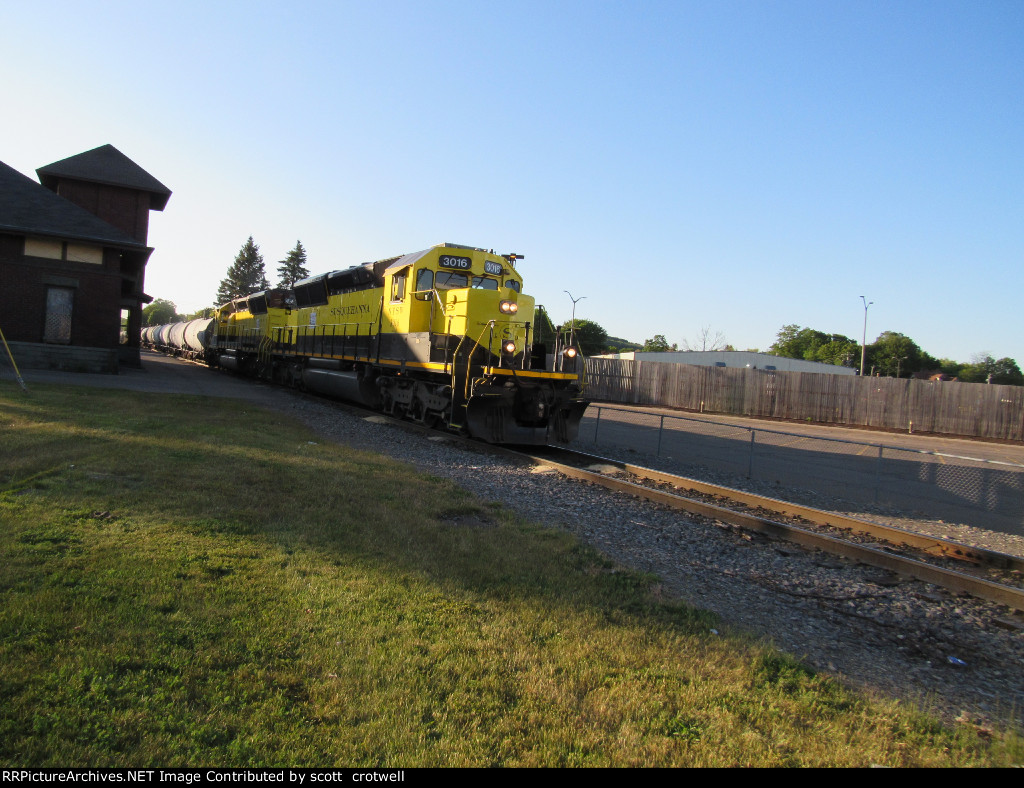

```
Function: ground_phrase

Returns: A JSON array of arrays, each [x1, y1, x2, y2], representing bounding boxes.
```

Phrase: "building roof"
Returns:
[[36, 144, 172, 210], [0, 159, 148, 249]]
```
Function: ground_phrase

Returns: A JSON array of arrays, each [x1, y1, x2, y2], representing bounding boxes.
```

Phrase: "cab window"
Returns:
[[506, 279, 521, 293], [471, 276, 498, 290], [390, 268, 408, 302], [435, 271, 468, 289], [415, 268, 434, 297]]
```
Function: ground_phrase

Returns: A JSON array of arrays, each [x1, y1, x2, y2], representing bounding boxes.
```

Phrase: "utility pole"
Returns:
[[860, 295, 873, 375]]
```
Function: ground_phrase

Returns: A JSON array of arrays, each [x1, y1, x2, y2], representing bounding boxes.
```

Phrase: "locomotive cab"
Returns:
[[380, 244, 532, 369]]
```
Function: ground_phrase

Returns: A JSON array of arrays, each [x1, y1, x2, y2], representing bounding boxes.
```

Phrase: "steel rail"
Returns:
[[501, 446, 1024, 612]]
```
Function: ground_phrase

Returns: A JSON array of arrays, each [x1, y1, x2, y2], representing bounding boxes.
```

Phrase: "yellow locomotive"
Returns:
[[206, 243, 587, 444]]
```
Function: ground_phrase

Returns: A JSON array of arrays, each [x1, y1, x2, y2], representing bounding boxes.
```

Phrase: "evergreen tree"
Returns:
[[215, 236, 269, 305], [277, 240, 310, 288]]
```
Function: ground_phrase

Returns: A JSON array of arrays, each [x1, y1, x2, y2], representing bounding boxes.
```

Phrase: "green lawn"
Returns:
[[0, 381, 1019, 766]]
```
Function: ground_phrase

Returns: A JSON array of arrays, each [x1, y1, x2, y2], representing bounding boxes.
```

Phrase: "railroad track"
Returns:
[[491, 445, 1024, 612]]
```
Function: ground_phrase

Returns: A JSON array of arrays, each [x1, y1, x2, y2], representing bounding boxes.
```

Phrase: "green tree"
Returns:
[[869, 331, 923, 377], [768, 325, 820, 359], [277, 240, 310, 288], [562, 318, 609, 356], [532, 306, 557, 345], [769, 325, 858, 367], [216, 236, 269, 305], [958, 355, 1023, 385], [811, 337, 858, 367], [642, 334, 676, 352], [142, 298, 181, 326]]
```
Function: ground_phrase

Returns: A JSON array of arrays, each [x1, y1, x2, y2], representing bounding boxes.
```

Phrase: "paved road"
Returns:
[[4, 350, 288, 404], [581, 401, 1024, 466], [577, 401, 1024, 537]]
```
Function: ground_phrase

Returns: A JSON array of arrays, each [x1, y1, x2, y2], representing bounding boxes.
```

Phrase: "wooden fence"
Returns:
[[583, 358, 1024, 442]]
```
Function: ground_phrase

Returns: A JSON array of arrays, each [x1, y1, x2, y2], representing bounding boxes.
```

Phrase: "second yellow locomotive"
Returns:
[[207, 243, 587, 444]]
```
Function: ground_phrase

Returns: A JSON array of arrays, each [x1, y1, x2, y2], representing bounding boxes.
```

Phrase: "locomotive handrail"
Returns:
[[294, 321, 376, 359], [464, 322, 495, 401]]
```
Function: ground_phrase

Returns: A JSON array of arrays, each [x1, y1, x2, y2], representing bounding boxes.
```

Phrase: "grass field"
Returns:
[[1, 381, 1020, 766]]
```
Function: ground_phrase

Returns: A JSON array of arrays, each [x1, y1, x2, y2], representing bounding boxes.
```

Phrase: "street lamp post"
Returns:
[[860, 295, 873, 376], [564, 290, 586, 352]]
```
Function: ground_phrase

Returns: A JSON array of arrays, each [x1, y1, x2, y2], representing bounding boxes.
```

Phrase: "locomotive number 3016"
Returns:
[[438, 255, 472, 270]]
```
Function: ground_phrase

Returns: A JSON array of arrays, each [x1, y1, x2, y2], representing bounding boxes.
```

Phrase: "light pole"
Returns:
[[860, 295, 873, 376], [564, 291, 586, 352]]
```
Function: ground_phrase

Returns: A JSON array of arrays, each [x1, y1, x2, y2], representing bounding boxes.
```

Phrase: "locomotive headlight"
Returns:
[[499, 300, 519, 314], [503, 340, 517, 354], [564, 347, 578, 359]]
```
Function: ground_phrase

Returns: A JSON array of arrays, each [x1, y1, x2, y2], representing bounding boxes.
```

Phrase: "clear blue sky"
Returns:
[[4, 0, 1021, 365]]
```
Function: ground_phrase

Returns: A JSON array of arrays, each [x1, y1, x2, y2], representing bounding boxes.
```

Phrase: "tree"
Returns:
[[277, 240, 310, 288], [562, 318, 609, 356], [532, 306, 557, 345], [869, 331, 923, 377], [769, 324, 825, 359], [642, 334, 676, 352], [681, 325, 727, 352], [813, 338, 858, 367], [958, 354, 1023, 385], [142, 298, 180, 326], [769, 325, 858, 367], [216, 236, 269, 305]]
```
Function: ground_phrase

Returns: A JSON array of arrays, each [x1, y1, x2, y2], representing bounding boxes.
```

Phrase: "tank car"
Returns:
[[142, 318, 213, 361]]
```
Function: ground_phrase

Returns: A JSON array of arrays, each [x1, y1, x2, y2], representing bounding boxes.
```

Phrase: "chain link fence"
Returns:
[[575, 405, 1024, 536]]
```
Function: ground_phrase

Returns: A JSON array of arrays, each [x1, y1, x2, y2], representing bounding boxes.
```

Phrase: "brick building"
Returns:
[[0, 145, 170, 372]]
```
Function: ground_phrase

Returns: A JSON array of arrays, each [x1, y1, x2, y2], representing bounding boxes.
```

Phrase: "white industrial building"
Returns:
[[593, 350, 856, 375]]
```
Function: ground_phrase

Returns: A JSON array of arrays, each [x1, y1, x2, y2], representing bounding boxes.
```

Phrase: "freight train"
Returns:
[[143, 243, 588, 444]]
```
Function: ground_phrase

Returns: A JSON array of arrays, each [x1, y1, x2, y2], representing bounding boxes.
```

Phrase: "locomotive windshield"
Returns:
[[430, 271, 502, 290], [435, 271, 468, 289]]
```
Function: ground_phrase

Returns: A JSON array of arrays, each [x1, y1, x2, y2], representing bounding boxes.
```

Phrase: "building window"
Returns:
[[66, 244, 103, 264], [43, 287, 74, 344], [25, 238, 63, 259], [25, 237, 103, 265]]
